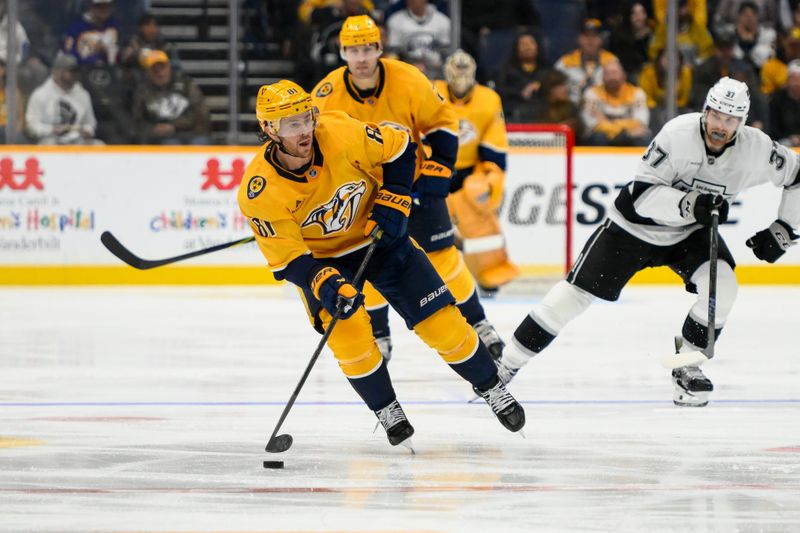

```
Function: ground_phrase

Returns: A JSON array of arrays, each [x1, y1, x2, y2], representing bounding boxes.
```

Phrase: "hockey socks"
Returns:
[[367, 305, 391, 339], [347, 359, 397, 412], [457, 289, 486, 326]]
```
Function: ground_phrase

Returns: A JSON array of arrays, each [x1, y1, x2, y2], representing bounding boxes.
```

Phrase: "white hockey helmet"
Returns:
[[704, 77, 750, 136]]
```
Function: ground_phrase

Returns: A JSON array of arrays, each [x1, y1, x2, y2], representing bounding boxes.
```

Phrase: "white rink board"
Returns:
[[0, 148, 797, 268]]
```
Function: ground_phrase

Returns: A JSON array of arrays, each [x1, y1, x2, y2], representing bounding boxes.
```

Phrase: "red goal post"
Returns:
[[504, 123, 575, 281]]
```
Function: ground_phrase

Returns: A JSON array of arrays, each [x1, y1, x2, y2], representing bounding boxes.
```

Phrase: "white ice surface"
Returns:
[[1, 285, 798, 533]]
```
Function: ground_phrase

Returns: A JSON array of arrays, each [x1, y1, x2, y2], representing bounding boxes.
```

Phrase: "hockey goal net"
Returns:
[[501, 123, 574, 292]]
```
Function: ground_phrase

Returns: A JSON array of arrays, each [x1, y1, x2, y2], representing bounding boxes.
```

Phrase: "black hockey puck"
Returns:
[[263, 460, 284, 469]]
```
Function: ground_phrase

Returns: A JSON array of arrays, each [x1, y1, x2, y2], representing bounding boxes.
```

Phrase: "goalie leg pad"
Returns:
[[427, 246, 477, 304]]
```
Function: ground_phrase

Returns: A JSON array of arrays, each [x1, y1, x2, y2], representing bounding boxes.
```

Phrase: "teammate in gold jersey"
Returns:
[[238, 80, 525, 447], [312, 15, 506, 362], [435, 50, 519, 296]]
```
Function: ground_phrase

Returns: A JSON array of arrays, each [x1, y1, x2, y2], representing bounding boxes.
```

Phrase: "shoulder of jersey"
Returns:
[[313, 66, 346, 98], [238, 151, 275, 206], [662, 112, 702, 137], [739, 123, 773, 147], [383, 57, 430, 86], [474, 84, 501, 103]]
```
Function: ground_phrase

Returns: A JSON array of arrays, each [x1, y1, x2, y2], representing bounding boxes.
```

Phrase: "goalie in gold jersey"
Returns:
[[311, 15, 506, 363], [238, 80, 525, 447], [435, 50, 520, 296]]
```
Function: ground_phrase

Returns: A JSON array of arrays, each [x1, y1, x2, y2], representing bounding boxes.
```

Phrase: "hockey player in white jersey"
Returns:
[[496, 77, 800, 407]]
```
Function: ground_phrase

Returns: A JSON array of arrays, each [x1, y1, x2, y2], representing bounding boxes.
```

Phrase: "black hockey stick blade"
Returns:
[[265, 434, 293, 453], [101, 231, 255, 270]]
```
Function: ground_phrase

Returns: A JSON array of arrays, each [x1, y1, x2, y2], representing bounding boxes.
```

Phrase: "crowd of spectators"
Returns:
[[6, 0, 800, 147]]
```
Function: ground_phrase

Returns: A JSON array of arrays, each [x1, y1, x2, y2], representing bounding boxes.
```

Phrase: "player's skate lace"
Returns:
[[495, 358, 519, 385], [473, 378, 525, 432], [473, 319, 505, 360], [374, 400, 414, 446], [375, 336, 393, 362]]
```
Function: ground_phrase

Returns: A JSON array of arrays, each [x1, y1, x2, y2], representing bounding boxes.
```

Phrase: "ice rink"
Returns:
[[1, 284, 798, 533]]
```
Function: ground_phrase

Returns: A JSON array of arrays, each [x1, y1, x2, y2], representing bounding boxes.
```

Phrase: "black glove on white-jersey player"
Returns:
[[680, 192, 729, 226], [746, 219, 799, 263]]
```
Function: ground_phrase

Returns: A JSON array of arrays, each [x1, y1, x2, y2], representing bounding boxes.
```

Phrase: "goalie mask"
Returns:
[[255, 80, 317, 137], [444, 50, 477, 98], [703, 77, 750, 140]]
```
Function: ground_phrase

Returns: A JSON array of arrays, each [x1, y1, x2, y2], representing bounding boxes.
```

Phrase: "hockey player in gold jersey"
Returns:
[[312, 15, 506, 362], [238, 80, 525, 447], [435, 50, 519, 296]]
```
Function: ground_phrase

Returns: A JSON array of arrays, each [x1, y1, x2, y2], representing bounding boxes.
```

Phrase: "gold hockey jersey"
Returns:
[[312, 58, 458, 173], [433, 80, 508, 170], [237, 110, 410, 275]]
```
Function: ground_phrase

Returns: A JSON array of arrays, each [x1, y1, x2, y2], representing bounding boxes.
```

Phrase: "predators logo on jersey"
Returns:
[[247, 176, 266, 199], [457, 119, 478, 146], [301, 180, 368, 235], [316, 82, 333, 98]]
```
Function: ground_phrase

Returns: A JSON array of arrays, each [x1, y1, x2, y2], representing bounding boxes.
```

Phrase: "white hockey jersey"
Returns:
[[609, 112, 800, 245]]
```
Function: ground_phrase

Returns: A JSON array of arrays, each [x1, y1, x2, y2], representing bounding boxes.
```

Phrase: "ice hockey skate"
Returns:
[[375, 336, 393, 362], [374, 400, 415, 449], [473, 377, 525, 432], [473, 319, 505, 360], [672, 365, 714, 407]]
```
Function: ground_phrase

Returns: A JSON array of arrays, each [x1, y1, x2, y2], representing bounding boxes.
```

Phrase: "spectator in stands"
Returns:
[[555, 18, 620, 105], [761, 26, 800, 95], [63, 0, 121, 67], [650, 0, 714, 66], [1, 0, 50, 97], [0, 57, 24, 143], [299, 0, 375, 26], [713, 0, 784, 32], [495, 32, 550, 122], [689, 28, 751, 108], [460, 0, 539, 81], [581, 60, 650, 146], [386, 0, 450, 63], [120, 13, 180, 74], [131, 49, 210, 145], [638, 48, 693, 131], [24, 52, 102, 145], [770, 59, 800, 145], [532, 68, 584, 139], [730, 61, 768, 130], [608, 2, 654, 82], [730, 1, 777, 71]]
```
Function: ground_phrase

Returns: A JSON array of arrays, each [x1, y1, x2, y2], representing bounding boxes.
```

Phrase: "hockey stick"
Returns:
[[266, 236, 380, 454], [101, 231, 255, 270], [659, 207, 719, 369]]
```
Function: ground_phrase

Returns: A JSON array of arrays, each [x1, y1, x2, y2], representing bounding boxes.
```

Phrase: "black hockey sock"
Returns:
[[514, 314, 556, 354], [458, 290, 487, 326], [367, 305, 391, 338], [681, 314, 722, 350], [347, 359, 396, 412], [449, 341, 498, 390]]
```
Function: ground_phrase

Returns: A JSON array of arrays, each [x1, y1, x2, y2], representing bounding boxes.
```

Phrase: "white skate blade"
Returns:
[[659, 350, 709, 369], [400, 438, 415, 455], [467, 394, 481, 403]]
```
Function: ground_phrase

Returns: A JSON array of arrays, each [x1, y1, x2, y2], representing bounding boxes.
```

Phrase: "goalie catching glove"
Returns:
[[365, 188, 412, 247], [310, 266, 364, 319], [746, 219, 798, 263], [413, 160, 452, 207]]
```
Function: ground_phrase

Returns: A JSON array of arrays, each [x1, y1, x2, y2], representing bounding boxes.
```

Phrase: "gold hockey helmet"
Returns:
[[255, 80, 314, 135], [339, 15, 381, 48]]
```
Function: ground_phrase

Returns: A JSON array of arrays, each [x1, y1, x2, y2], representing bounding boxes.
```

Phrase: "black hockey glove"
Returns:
[[746, 219, 799, 263], [680, 192, 729, 226], [413, 160, 452, 207], [309, 266, 364, 319], [365, 188, 411, 247]]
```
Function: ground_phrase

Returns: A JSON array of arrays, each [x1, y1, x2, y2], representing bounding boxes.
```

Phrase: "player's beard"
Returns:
[[277, 133, 314, 163]]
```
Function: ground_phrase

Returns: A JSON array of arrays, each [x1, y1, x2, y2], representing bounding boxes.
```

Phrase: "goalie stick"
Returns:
[[100, 231, 255, 270], [659, 207, 720, 369]]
